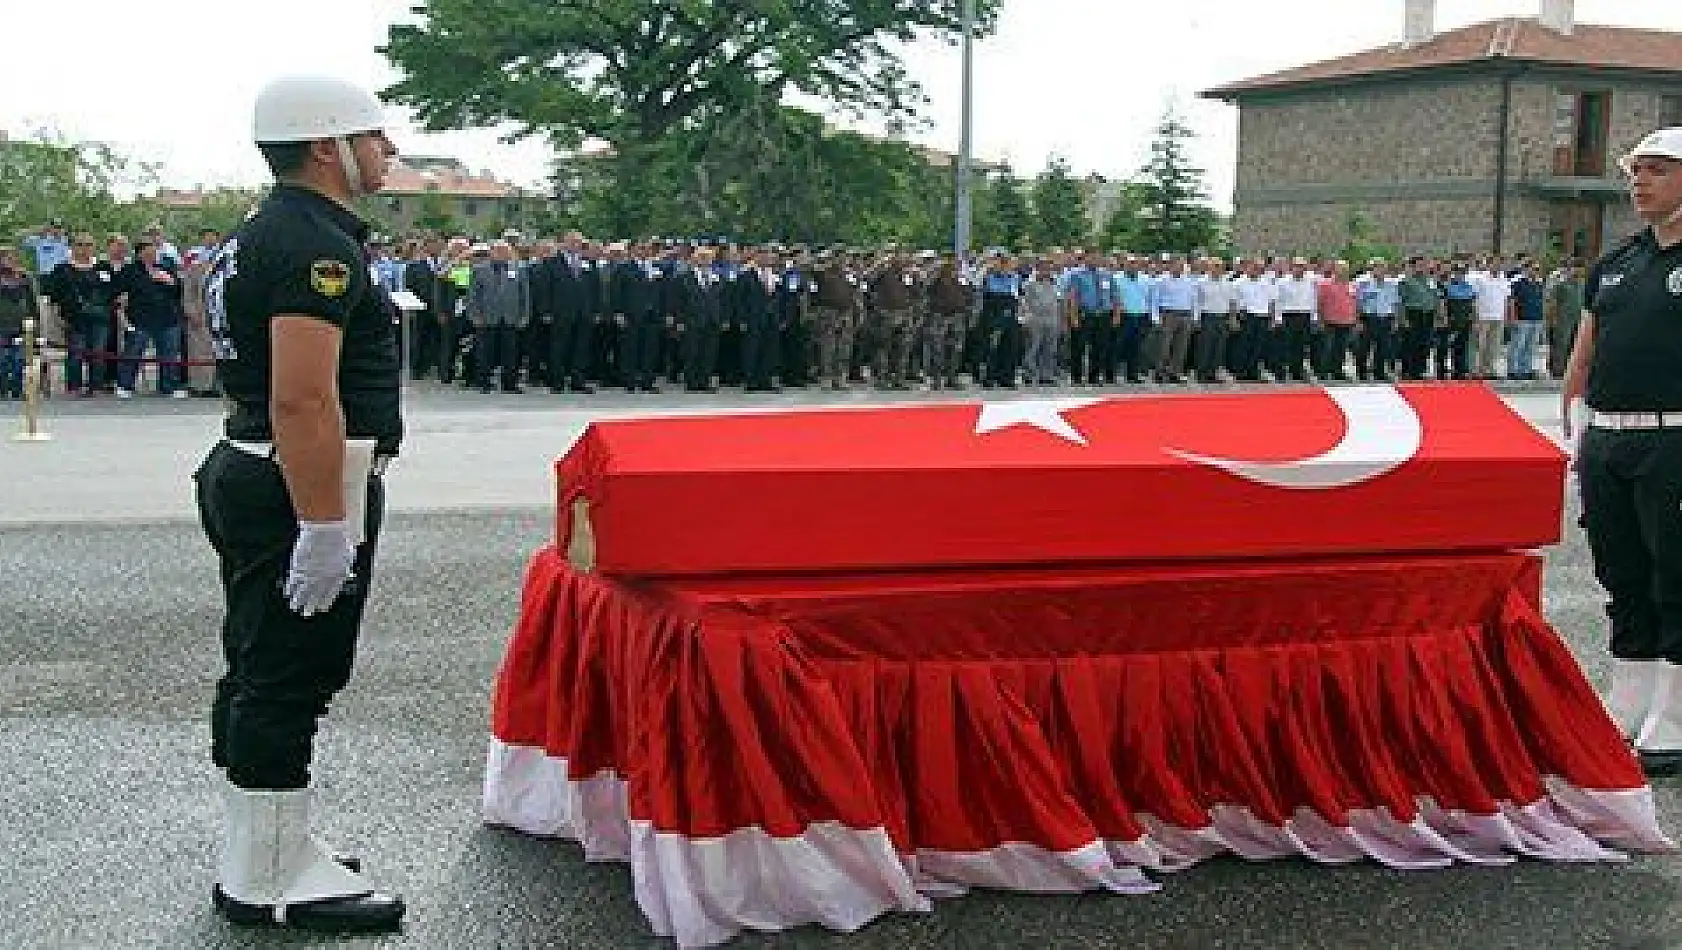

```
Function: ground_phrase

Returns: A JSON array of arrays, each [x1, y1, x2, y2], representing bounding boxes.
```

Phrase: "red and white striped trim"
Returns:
[[484, 740, 1672, 948]]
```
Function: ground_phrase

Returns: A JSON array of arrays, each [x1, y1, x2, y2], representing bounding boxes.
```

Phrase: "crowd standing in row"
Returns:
[[3, 217, 1582, 401], [5, 221, 223, 399], [374, 233, 1582, 396]]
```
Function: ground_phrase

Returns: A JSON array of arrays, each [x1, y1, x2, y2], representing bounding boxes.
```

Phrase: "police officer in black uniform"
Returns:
[[1564, 128, 1682, 777], [193, 76, 405, 932]]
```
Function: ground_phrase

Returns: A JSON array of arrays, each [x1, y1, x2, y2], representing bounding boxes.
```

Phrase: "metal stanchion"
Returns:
[[12, 315, 51, 442]]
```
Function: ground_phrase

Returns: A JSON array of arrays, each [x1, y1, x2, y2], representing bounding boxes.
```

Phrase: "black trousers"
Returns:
[[1579, 427, 1682, 662], [1236, 314, 1271, 380], [1116, 314, 1149, 380], [618, 312, 662, 388], [1353, 314, 1395, 380], [1194, 313, 1229, 381], [682, 318, 719, 389], [195, 442, 384, 790], [1073, 311, 1112, 383], [407, 309, 439, 379], [1278, 313, 1313, 380], [549, 312, 593, 389], [474, 325, 520, 388], [982, 296, 1020, 386], [1433, 318, 1473, 379], [1400, 309, 1436, 380], [741, 313, 780, 389]]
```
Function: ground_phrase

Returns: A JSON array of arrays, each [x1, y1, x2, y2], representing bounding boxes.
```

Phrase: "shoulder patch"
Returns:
[[1669, 267, 1682, 296], [310, 259, 352, 298]]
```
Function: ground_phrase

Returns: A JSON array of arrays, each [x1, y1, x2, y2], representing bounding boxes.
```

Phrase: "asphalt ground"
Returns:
[[4, 380, 1679, 950]]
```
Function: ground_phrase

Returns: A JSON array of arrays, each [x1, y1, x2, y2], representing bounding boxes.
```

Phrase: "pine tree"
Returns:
[[1137, 107, 1219, 254], [1029, 156, 1088, 250], [979, 169, 1031, 251]]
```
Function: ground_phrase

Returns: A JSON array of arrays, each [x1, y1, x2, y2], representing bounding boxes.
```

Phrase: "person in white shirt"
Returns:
[[1232, 258, 1278, 382], [1193, 258, 1238, 384], [1469, 258, 1513, 378], [1273, 257, 1319, 381]]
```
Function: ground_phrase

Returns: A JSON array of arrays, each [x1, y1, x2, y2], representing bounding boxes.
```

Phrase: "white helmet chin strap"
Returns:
[[335, 137, 367, 197]]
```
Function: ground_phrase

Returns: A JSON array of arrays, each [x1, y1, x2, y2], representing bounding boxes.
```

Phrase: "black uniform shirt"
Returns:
[[207, 184, 403, 454], [1585, 228, 1682, 412]]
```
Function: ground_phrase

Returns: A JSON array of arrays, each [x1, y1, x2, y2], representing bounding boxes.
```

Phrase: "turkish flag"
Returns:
[[555, 383, 1566, 577]]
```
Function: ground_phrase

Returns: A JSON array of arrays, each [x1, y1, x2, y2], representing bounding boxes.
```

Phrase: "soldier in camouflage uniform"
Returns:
[[811, 252, 859, 390], [868, 253, 916, 389], [923, 253, 972, 389]]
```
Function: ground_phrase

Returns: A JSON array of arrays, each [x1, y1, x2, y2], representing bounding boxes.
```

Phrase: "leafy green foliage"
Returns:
[[1, 130, 256, 263], [383, 0, 1000, 147], [974, 169, 1030, 251], [1134, 106, 1221, 255], [382, 0, 1000, 237], [1029, 156, 1087, 250], [1097, 180, 1155, 253]]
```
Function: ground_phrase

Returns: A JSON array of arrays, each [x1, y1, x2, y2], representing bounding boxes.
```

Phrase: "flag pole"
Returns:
[[12, 314, 51, 442], [953, 0, 976, 260]]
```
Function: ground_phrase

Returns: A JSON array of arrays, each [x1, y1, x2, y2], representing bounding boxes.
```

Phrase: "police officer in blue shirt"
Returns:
[[980, 252, 1023, 387], [1065, 252, 1113, 384]]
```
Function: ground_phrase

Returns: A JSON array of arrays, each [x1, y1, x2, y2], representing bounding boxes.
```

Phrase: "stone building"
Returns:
[[1201, 0, 1682, 260]]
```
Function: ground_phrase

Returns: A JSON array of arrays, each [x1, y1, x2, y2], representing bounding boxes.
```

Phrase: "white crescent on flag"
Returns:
[[1164, 386, 1424, 490]]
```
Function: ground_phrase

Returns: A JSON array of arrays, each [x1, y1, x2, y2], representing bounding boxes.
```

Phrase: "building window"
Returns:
[[462, 200, 480, 218], [1661, 95, 1682, 129], [1552, 90, 1611, 177]]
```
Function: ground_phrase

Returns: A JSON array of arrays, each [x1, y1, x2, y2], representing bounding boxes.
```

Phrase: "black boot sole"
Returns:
[[1639, 750, 1682, 778], [212, 885, 404, 933]]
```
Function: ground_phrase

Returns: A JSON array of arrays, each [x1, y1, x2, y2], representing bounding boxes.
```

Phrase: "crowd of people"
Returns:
[[374, 233, 1581, 395], [4, 221, 223, 399], [2, 217, 1582, 401]]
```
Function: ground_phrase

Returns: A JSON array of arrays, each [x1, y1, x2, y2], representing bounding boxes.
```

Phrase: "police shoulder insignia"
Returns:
[[310, 259, 352, 298], [1668, 267, 1682, 296]]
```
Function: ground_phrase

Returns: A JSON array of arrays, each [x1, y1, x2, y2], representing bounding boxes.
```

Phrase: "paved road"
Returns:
[[5, 381, 1678, 950]]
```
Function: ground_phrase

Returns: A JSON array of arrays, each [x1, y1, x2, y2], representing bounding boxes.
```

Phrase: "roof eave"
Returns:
[[1204, 56, 1682, 103], [1200, 60, 1513, 103]]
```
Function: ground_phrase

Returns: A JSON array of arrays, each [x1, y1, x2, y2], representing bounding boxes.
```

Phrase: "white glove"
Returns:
[[283, 520, 357, 617]]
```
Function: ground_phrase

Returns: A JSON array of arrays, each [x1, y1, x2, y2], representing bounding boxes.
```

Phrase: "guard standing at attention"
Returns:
[[193, 75, 406, 931], [1564, 127, 1682, 777]]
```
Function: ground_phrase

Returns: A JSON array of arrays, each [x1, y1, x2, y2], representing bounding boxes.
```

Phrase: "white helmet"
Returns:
[[253, 76, 385, 144], [1621, 127, 1682, 174]]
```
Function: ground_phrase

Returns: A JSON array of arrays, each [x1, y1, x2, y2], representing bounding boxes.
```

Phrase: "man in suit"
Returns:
[[467, 240, 530, 393], [536, 231, 598, 393], [733, 247, 782, 392], [677, 246, 724, 392]]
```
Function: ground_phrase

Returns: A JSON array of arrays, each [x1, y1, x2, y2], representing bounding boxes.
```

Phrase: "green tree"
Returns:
[[1029, 156, 1087, 250], [1338, 209, 1401, 267], [976, 169, 1030, 251], [0, 131, 161, 256], [1135, 106, 1220, 254], [151, 189, 263, 239], [382, 0, 1002, 237], [412, 190, 461, 235], [1097, 180, 1154, 252]]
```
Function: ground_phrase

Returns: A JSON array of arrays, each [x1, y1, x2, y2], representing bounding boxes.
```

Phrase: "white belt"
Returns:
[[1590, 411, 1682, 431], [225, 439, 392, 476]]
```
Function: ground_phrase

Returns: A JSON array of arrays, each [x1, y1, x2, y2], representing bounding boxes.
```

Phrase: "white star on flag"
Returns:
[[973, 397, 1107, 445]]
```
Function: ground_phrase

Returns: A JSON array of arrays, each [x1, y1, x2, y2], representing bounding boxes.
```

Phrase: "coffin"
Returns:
[[554, 384, 1566, 578]]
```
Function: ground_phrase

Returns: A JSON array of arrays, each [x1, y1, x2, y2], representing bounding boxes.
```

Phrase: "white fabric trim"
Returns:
[[484, 740, 1674, 949]]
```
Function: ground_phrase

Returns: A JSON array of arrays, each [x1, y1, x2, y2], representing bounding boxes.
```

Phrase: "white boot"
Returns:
[[1635, 663, 1682, 777], [1606, 659, 1662, 740], [215, 781, 404, 931]]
